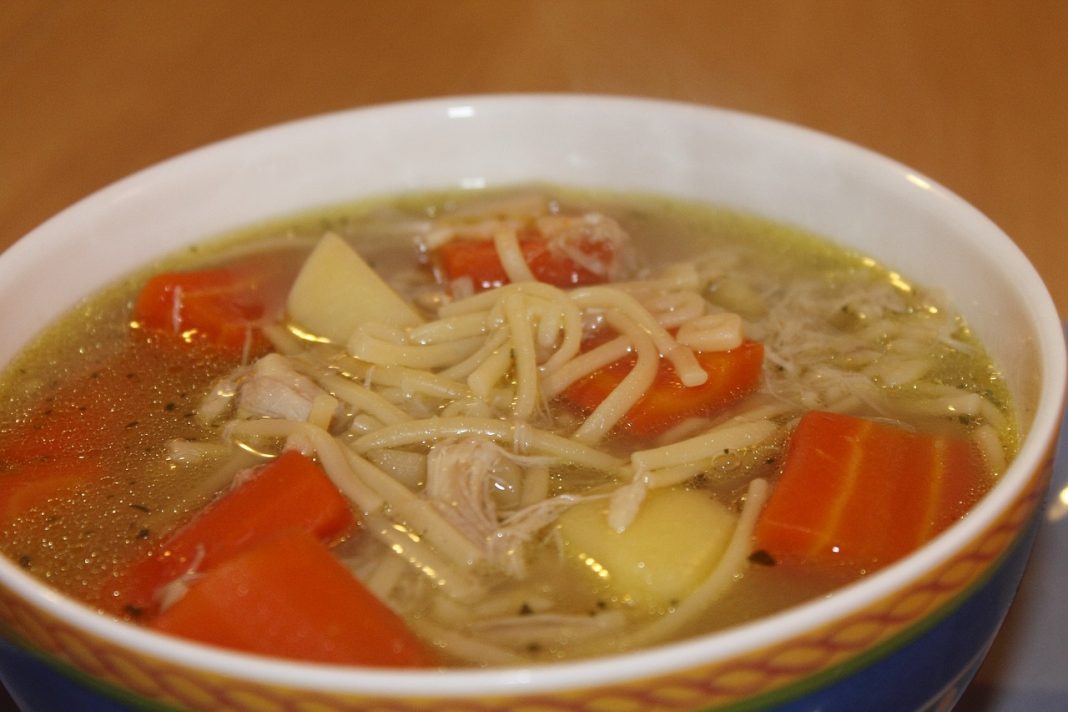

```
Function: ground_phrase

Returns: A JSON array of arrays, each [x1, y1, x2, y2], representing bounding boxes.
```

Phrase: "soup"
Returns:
[[0, 187, 1015, 668]]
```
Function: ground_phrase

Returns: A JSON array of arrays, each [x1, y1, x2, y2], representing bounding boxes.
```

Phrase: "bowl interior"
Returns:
[[0, 95, 1063, 696]]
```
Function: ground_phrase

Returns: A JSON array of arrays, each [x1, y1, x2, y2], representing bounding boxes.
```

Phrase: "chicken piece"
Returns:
[[237, 353, 334, 424], [533, 212, 630, 281], [423, 437, 577, 578]]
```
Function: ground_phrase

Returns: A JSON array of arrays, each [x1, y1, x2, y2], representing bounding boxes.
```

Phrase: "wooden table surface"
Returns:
[[3, 1, 1067, 317], [0, 1, 1065, 708]]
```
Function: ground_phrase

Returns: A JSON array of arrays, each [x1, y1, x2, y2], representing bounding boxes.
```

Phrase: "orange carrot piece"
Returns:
[[0, 368, 135, 466], [437, 234, 614, 291], [0, 336, 238, 469], [116, 451, 353, 616], [152, 529, 435, 668], [0, 404, 110, 465], [754, 411, 988, 570], [0, 339, 223, 524], [562, 340, 764, 437], [133, 252, 296, 356], [0, 459, 101, 523]]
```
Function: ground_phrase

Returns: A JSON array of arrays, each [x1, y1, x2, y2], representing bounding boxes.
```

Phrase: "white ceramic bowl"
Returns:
[[0, 95, 1063, 712]]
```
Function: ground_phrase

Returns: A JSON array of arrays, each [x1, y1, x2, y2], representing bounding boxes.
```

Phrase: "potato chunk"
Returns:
[[557, 488, 737, 612], [286, 233, 423, 343]]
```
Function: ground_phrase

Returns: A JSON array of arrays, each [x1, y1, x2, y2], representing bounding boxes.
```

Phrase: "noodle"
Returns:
[[352, 416, 625, 472], [317, 372, 412, 425], [225, 419, 383, 513], [411, 620, 529, 666], [342, 448, 486, 567], [571, 285, 707, 387], [466, 336, 513, 400], [504, 293, 540, 420], [348, 329, 484, 370], [493, 229, 538, 283], [571, 313, 659, 445], [631, 419, 780, 473], [407, 311, 490, 344], [541, 335, 632, 398], [362, 514, 487, 603], [439, 329, 510, 381]]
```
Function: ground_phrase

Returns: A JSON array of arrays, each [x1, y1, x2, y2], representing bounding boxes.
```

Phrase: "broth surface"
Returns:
[[0, 186, 1015, 666]]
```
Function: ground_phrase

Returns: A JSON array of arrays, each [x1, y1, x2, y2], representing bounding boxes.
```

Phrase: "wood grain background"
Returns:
[[0, 2, 1064, 709], [3, 1, 1066, 316]]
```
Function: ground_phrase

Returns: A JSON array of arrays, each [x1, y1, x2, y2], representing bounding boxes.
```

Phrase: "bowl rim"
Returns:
[[0, 93, 1064, 698]]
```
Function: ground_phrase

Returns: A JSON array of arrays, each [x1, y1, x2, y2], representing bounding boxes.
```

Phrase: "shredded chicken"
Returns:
[[534, 212, 630, 280], [154, 544, 207, 613], [236, 353, 335, 423], [424, 437, 581, 577]]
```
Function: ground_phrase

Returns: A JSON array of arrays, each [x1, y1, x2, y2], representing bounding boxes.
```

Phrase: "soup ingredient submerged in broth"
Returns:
[[0, 188, 1015, 667]]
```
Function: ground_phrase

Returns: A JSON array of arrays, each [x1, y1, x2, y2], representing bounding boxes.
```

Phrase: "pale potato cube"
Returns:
[[557, 488, 737, 612], [286, 233, 423, 343]]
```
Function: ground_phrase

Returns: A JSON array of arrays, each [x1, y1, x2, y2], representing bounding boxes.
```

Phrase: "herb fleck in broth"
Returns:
[[0, 186, 1015, 666]]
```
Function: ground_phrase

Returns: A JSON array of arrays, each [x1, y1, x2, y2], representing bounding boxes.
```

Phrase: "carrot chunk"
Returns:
[[437, 234, 614, 291], [562, 340, 764, 437], [754, 411, 988, 570], [0, 361, 141, 465], [0, 459, 101, 523], [0, 341, 193, 521], [133, 252, 297, 356], [152, 529, 434, 668], [0, 403, 112, 465], [115, 451, 353, 616]]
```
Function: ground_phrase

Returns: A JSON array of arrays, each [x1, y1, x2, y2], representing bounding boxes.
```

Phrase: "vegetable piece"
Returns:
[[116, 451, 354, 615], [0, 349, 156, 465], [557, 488, 738, 612], [436, 233, 615, 291], [286, 233, 424, 343], [0, 459, 101, 523], [754, 411, 987, 570], [0, 338, 226, 527], [152, 529, 434, 667], [0, 402, 112, 465], [133, 252, 296, 356], [0, 336, 243, 466], [561, 340, 764, 437]]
